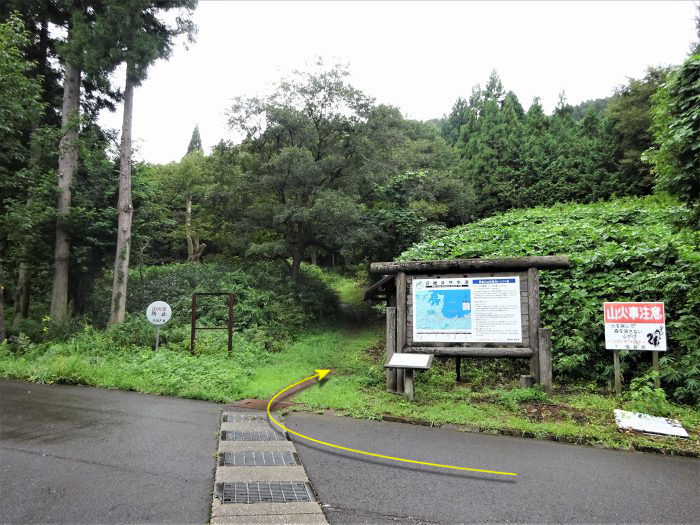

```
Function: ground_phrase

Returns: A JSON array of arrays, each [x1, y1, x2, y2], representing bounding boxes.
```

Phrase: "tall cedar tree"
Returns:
[[183, 124, 205, 263], [605, 68, 667, 196], [645, 24, 699, 223], [49, 0, 121, 323], [106, 0, 196, 324], [0, 14, 44, 340], [1, 2, 65, 326], [187, 125, 202, 153]]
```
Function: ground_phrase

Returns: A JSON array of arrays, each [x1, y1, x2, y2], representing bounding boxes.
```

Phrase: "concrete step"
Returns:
[[215, 465, 309, 482]]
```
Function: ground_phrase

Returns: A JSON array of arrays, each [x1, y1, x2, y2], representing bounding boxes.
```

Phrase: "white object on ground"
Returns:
[[614, 409, 688, 438]]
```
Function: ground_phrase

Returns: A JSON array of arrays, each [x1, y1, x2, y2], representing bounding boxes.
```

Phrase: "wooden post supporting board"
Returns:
[[520, 375, 534, 388], [613, 350, 621, 396], [527, 268, 541, 383], [396, 272, 407, 352], [386, 307, 397, 392], [652, 351, 660, 389], [538, 328, 553, 393], [456, 357, 462, 382], [395, 272, 407, 395], [404, 369, 414, 401]]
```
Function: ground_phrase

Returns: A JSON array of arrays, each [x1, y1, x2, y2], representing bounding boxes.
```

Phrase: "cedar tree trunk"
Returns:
[[109, 70, 135, 324], [13, 263, 30, 325], [185, 196, 205, 262], [50, 60, 80, 323], [291, 243, 305, 283], [186, 195, 194, 260], [0, 267, 5, 342]]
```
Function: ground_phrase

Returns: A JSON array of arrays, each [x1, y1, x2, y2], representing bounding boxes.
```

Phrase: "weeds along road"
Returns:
[[0, 379, 221, 524], [285, 412, 699, 524]]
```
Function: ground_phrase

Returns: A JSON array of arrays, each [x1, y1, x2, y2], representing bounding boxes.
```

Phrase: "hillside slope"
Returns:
[[400, 196, 699, 403]]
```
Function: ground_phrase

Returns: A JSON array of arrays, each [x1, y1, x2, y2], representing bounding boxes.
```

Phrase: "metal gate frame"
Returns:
[[190, 292, 236, 355]]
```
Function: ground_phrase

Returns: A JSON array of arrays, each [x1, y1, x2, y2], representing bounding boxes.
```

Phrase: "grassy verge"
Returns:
[[3, 322, 697, 456], [293, 352, 700, 457], [0, 324, 381, 403]]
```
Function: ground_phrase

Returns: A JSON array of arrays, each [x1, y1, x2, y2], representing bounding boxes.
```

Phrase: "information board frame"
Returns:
[[411, 275, 523, 344], [190, 292, 236, 355], [365, 256, 571, 397], [405, 271, 530, 351]]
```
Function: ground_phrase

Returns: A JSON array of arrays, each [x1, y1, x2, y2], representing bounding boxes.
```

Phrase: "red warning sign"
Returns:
[[604, 302, 666, 351]]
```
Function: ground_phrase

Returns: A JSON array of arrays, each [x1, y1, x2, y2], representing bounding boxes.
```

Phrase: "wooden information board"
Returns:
[[366, 256, 570, 394]]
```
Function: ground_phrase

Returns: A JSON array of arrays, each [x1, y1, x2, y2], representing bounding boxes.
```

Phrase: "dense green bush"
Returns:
[[626, 373, 673, 417], [86, 261, 340, 341], [400, 195, 700, 403]]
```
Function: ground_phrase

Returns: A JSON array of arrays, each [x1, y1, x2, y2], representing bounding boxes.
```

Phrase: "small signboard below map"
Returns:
[[385, 353, 434, 369], [413, 277, 522, 343]]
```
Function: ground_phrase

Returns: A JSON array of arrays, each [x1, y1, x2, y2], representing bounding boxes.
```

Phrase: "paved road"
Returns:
[[0, 379, 222, 524], [285, 413, 700, 524], [2, 379, 698, 524]]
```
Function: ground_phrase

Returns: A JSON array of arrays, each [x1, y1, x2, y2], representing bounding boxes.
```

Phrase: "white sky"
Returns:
[[98, 0, 698, 165]]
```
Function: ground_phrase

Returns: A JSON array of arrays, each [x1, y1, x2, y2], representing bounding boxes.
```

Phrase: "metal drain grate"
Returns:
[[221, 430, 288, 441], [222, 414, 268, 423], [216, 482, 313, 504], [219, 451, 298, 466]]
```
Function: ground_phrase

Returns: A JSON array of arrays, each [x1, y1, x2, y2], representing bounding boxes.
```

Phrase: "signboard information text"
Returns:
[[413, 276, 522, 343]]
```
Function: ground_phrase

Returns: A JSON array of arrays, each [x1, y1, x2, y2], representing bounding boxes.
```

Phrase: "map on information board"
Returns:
[[414, 283, 472, 335], [413, 277, 522, 343]]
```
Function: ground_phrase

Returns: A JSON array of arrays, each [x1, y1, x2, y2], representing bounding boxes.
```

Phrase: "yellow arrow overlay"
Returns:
[[266, 369, 517, 477]]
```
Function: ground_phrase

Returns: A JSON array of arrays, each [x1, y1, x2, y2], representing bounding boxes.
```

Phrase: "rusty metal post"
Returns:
[[227, 293, 235, 355], [190, 293, 197, 355]]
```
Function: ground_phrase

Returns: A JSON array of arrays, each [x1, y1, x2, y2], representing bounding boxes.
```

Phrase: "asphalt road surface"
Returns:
[[285, 412, 700, 524], [2, 379, 698, 524], [0, 379, 222, 524]]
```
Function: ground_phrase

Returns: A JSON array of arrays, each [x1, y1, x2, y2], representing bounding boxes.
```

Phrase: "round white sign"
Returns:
[[146, 301, 172, 325]]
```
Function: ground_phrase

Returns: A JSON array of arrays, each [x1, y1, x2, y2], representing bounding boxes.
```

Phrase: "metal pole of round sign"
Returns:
[[146, 301, 172, 350]]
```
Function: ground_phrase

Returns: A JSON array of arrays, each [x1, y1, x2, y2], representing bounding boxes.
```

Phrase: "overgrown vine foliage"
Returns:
[[645, 53, 700, 224], [400, 196, 700, 404]]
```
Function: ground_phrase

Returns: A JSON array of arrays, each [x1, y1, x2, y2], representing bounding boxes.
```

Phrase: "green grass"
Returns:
[[1, 322, 698, 455], [0, 324, 381, 403], [301, 263, 375, 320], [2, 255, 698, 456], [237, 327, 382, 401], [293, 357, 700, 456]]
